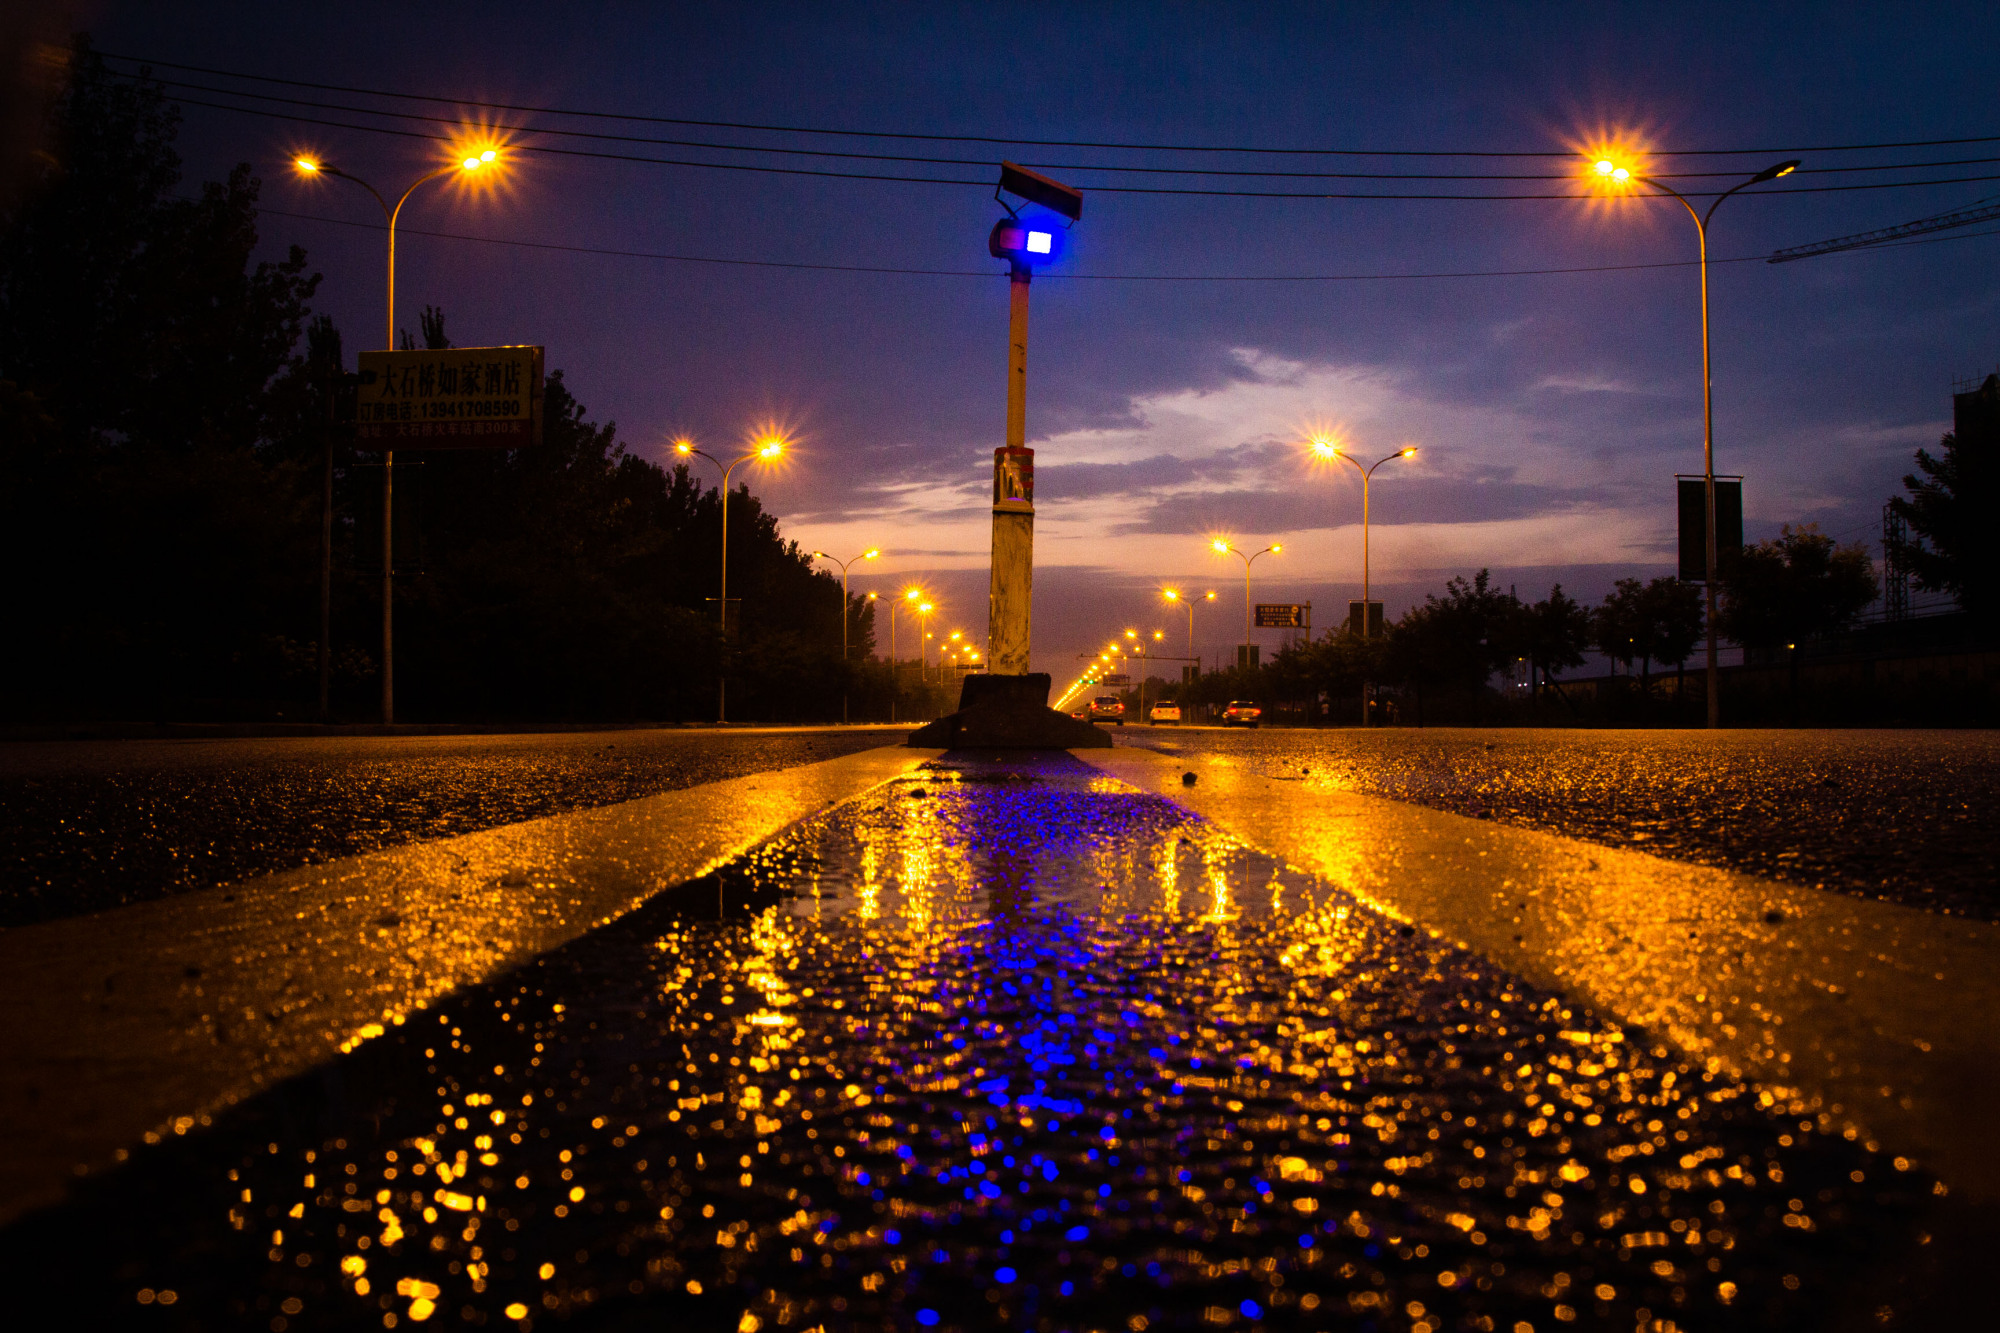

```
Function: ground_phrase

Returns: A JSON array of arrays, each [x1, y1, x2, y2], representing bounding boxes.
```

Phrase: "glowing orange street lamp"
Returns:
[[676, 433, 787, 722], [1588, 152, 1799, 728], [1162, 587, 1218, 667], [885, 588, 924, 724], [1309, 434, 1416, 642], [1212, 539, 1282, 666], [810, 547, 881, 724], [294, 144, 504, 725]]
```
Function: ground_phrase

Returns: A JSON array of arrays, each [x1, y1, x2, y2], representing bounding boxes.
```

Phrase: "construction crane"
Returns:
[[1769, 196, 2000, 263]]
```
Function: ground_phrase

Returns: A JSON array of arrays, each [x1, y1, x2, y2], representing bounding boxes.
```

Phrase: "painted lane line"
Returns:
[[1083, 746, 2000, 1202], [0, 745, 942, 1225]]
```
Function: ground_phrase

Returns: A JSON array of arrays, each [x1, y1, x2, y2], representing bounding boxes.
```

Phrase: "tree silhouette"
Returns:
[[1888, 375, 1997, 615]]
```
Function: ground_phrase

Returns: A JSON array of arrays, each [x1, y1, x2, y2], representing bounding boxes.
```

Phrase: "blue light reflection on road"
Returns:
[[11, 754, 1940, 1331]]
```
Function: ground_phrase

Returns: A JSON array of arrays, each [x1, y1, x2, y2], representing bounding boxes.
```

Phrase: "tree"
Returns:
[[1514, 584, 1591, 697], [1594, 576, 1704, 688], [1888, 378, 1998, 615], [1716, 525, 1877, 713], [1638, 576, 1704, 682], [1388, 569, 1516, 720], [1717, 525, 1878, 654], [0, 42, 324, 718], [1592, 579, 1646, 676]]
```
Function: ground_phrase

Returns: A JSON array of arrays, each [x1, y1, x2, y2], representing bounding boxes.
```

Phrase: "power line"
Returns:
[[154, 94, 2000, 202], [124, 73, 2000, 184], [99, 49, 2000, 161], [252, 200, 2000, 281]]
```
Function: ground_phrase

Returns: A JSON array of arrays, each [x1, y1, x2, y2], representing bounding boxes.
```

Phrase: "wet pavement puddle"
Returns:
[[5, 755, 1949, 1330]]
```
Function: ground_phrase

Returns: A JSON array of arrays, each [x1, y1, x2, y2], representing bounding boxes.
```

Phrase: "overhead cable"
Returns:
[[99, 50, 2000, 160], [123, 74, 2000, 184], [254, 202, 2000, 281], [157, 96, 2000, 201]]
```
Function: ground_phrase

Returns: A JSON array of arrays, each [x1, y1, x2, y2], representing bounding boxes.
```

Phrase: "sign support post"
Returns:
[[909, 164, 1107, 747], [989, 270, 1034, 675]]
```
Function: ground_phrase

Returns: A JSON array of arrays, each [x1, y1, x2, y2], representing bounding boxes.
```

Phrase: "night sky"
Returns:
[[78, 1, 2000, 681]]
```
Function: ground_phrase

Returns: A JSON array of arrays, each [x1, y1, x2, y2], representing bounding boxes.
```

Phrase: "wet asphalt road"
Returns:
[[1119, 728, 2000, 920], [0, 728, 907, 927], [5, 756, 1959, 1332]]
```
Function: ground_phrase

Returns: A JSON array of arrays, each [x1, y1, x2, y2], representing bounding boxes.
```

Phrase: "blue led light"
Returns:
[[1026, 231, 1052, 254], [1065, 1225, 1089, 1242], [1240, 1299, 1263, 1319], [995, 1266, 1017, 1284], [916, 1311, 940, 1327]]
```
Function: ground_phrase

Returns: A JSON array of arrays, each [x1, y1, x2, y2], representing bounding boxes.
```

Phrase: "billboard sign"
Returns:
[[1099, 673, 1131, 686], [1254, 602, 1309, 629], [1346, 600, 1384, 636], [356, 345, 544, 449]]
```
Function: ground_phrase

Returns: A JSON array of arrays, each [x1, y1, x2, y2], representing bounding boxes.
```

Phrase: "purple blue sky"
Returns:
[[76, 1, 2000, 683]]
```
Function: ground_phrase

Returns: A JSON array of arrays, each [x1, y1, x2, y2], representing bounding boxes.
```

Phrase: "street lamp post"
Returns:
[[295, 146, 501, 725], [1589, 154, 1800, 729], [1212, 540, 1282, 668], [889, 588, 921, 723], [676, 435, 786, 723], [810, 548, 880, 724], [1163, 587, 1219, 668], [1310, 436, 1416, 724]]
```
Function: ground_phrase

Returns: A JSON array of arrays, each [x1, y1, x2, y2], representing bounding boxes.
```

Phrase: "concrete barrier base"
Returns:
[[907, 673, 1112, 748]]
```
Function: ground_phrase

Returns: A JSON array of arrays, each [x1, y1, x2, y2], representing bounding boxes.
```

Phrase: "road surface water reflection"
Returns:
[[12, 755, 1941, 1330]]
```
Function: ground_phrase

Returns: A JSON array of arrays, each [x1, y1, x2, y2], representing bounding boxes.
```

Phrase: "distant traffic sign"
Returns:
[[1100, 673, 1131, 686], [1254, 602, 1310, 629], [356, 346, 544, 449]]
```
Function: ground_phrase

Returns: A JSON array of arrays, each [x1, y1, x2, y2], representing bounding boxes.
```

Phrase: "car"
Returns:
[[1086, 694, 1126, 725], [1148, 703, 1182, 725], [1221, 699, 1263, 727]]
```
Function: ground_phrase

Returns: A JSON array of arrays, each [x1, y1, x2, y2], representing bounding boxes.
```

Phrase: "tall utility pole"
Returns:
[[985, 164, 1083, 681]]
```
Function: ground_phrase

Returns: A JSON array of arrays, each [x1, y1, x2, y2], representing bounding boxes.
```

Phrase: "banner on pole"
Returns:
[[355, 346, 544, 449], [1676, 475, 1743, 581]]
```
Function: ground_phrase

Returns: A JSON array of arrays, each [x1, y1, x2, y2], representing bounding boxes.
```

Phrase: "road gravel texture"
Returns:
[[1123, 729, 2000, 920], [7, 756, 1955, 1331], [0, 728, 905, 926]]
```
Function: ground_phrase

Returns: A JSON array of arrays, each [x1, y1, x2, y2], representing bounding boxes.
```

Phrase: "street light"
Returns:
[[810, 547, 880, 724], [295, 143, 505, 725], [1588, 150, 1800, 728], [918, 602, 935, 684], [1310, 433, 1416, 724], [677, 433, 787, 723], [887, 588, 922, 724], [1212, 539, 1282, 668], [1162, 587, 1218, 667]]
